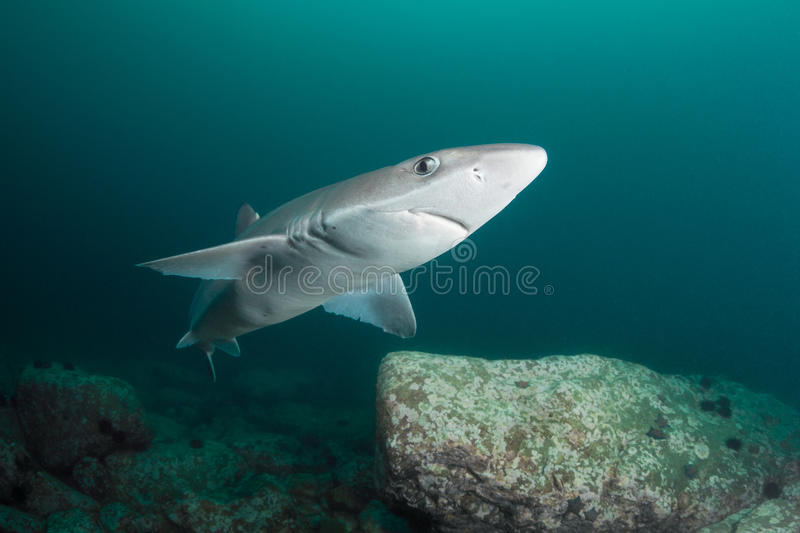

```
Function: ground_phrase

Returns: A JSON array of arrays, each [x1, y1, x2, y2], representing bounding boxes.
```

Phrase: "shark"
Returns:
[[139, 143, 547, 380]]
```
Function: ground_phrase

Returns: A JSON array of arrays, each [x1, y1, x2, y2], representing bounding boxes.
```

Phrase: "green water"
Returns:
[[2, 1, 798, 406]]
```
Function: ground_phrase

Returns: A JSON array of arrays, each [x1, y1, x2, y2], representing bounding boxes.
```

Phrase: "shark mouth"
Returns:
[[409, 208, 471, 234]]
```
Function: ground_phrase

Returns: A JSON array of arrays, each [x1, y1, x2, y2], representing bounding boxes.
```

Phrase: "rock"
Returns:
[[18, 470, 98, 517], [327, 452, 378, 513], [99, 501, 177, 533], [45, 508, 103, 533], [166, 474, 296, 532], [318, 516, 350, 532], [72, 456, 108, 500], [328, 483, 368, 514], [376, 351, 800, 532], [359, 500, 412, 533], [14, 364, 153, 469], [700, 480, 800, 532], [0, 436, 31, 502], [287, 471, 332, 501], [89, 440, 247, 506], [0, 504, 44, 533], [229, 432, 325, 476], [98, 502, 137, 532], [3, 432, 98, 517], [0, 402, 23, 443], [729, 498, 800, 532]]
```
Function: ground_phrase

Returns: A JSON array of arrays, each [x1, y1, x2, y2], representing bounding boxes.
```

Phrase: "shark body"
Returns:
[[140, 144, 547, 379]]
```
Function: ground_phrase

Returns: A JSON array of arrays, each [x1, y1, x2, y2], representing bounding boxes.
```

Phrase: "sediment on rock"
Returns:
[[376, 351, 800, 532]]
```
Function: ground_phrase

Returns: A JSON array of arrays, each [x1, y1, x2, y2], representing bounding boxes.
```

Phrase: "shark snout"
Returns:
[[477, 144, 547, 192]]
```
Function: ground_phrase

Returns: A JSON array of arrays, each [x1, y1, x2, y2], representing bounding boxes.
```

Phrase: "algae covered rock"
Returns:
[[376, 351, 800, 532], [2, 432, 98, 517], [229, 432, 325, 476], [83, 440, 247, 505], [14, 364, 153, 469], [0, 504, 44, 533], [699, 479, 800, 532], [16, 469, 98, 517], [359, 499, 412, 533], [0, 436, 31, 502], [45, 508, 103, 533], [98, 501, 170, 533], [166, 473, 296, 532]]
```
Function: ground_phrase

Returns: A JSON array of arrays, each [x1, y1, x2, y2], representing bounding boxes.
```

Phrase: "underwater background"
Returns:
[[3, 0, 798, 404], [1, 2, 799, 528]]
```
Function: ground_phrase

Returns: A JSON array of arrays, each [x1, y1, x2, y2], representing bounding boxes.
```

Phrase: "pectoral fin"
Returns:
[[323, 273, 416, 338], [137, 235, 286, 280]]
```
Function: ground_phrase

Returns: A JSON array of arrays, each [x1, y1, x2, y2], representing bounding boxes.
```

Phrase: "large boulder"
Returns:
[[15, 363, 153, 469], [700, 480, 800, 532], [376, 351, 800, 532]]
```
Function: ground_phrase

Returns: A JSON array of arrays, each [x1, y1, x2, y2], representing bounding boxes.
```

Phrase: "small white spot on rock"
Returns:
[[694, 442, 710, 460]]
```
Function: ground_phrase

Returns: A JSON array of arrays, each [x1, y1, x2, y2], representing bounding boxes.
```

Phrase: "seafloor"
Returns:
[[1, 352, 799, 532]]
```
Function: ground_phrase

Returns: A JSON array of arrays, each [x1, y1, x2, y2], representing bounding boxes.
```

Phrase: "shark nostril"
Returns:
[[473, 173, 484, 183]]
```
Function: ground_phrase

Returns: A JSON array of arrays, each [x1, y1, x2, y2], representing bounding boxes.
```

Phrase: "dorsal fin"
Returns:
[[236, 203, 260, 237]]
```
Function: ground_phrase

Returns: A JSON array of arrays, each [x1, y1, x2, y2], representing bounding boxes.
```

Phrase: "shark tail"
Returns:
[[176, 331, 241, 383]]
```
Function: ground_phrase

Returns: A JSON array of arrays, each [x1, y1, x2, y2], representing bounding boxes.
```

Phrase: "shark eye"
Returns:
[[413, 156, 439, 176]]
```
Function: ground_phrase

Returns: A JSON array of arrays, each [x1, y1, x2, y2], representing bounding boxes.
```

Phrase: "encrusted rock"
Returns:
[[91, 440, 247, 505], [166, 474, 296, 532], [2, 433, 98, 517], [15, 365, 153, 469], [0, 436, 30, 502], [229, 432, 324, 475], [0, 504, 44, 533], [72, 456, 108, 500], [98, 501, 178, 533], [17, 470, 98, 517], [359, 499, 412, 533], [376, 351, 800, 532], [45, 508, 103, 533], [699, 479, 800, 532]]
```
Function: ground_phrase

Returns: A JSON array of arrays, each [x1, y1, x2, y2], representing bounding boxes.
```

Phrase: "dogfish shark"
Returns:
[[139, 144, 547, 380]]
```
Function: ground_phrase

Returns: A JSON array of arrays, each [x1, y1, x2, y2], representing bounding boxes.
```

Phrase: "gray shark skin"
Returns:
[[139, 144, 547, 380]]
